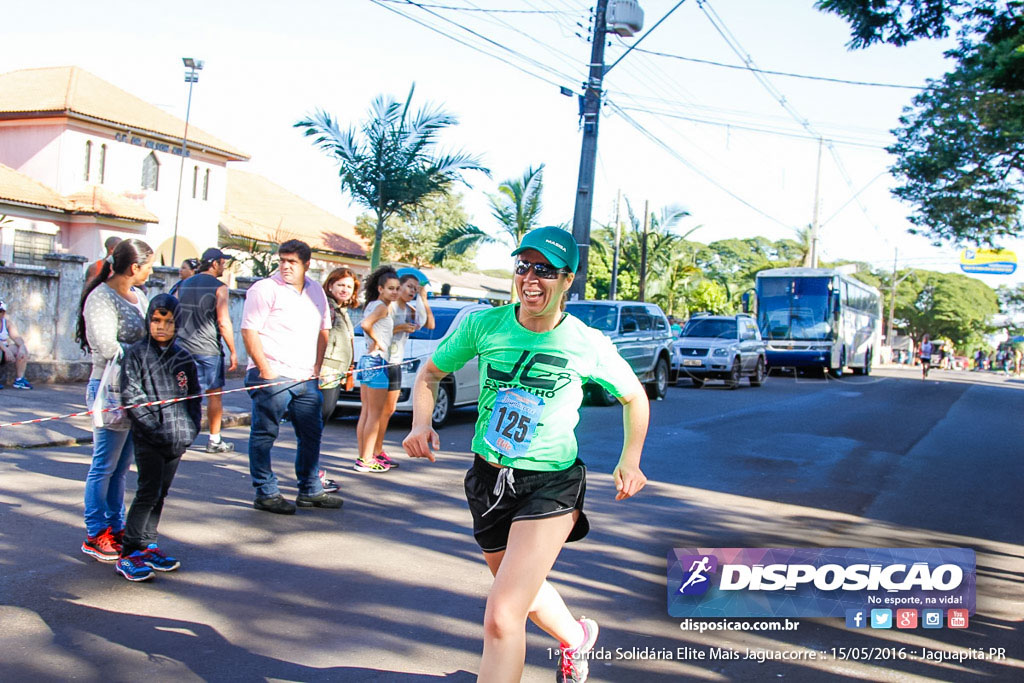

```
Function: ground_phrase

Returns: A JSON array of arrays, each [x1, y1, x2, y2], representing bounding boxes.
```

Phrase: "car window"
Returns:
[[564, 303, 618, 331], [681, 318, 738, 339], [649, 307, 667, 331], [623, 306, 651, 331]]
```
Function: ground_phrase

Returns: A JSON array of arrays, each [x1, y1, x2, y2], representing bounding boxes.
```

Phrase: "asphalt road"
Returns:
[[1, 366, 1021, 681]]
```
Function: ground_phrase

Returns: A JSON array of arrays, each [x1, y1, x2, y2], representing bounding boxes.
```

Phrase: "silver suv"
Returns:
[[565, 300, 674, 404], [673, 313, 767, 389]]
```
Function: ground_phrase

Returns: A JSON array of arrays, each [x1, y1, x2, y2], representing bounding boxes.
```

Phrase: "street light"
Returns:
[[170, 57, 204, 266]]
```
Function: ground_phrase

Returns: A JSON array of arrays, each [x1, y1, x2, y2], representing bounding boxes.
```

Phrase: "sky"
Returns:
[[6, 0, 1023, 291]]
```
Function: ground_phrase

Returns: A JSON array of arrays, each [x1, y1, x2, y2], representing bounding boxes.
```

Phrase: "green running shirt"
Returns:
[[431, 304, 640, 471]]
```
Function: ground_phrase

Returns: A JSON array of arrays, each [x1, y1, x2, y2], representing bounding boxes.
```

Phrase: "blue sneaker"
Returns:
[[12, 377, 32, 390], [115, 551, 155, 582], [142, 544, 181, 572]]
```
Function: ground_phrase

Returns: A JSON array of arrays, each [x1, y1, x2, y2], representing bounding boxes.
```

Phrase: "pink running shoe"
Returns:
[[374, 451, 399, 469]]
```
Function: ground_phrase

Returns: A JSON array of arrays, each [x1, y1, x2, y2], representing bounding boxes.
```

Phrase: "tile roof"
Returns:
[[66, 186, 159, 223], [221, 169, 368, 259], [0, 164, 155, 223], [0, 163, 72, 211], [0, 66, 249, 161]]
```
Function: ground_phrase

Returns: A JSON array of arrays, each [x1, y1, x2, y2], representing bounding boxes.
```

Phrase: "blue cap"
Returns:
[[397, 267, 429, 285]]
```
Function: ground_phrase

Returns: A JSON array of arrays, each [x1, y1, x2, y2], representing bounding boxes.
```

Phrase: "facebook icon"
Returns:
[[845, 609, 867, 629]]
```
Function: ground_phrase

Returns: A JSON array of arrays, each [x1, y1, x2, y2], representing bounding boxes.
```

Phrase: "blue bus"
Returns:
[[754, 267, 882, 376]]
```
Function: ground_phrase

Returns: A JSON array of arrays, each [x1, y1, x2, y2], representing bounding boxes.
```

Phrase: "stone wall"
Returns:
[[0, 254, 253, 383]]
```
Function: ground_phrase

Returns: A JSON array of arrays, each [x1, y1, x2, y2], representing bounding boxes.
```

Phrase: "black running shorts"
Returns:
[[464, 454, 589, 553]]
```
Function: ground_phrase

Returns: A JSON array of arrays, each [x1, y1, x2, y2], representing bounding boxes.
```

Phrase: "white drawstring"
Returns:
[[481, 467, 516, 517]]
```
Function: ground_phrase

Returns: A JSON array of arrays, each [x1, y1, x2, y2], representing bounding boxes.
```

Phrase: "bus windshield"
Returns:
[[757, 277, 833, 341]]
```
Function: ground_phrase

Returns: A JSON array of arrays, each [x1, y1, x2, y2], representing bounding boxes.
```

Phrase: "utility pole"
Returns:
[[568, 0, 609, 301], [171, 57, 203, 267], [809, 136, 823, 268], [639, 199, 650, 302], [888, 248, 914, 347], [610, 189, 622, 300]]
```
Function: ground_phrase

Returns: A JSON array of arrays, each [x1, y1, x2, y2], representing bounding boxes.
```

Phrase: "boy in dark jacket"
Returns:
[[115, 293, 201, 582]]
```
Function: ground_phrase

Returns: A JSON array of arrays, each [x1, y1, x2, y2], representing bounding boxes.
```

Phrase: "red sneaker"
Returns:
[[375, 451, 399, 469], [81, 528, 120, 562]]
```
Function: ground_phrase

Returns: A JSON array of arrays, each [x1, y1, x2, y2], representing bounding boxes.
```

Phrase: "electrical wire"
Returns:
[[376, 0, 573, 12], [606, 99, 791, 229], [629, 48, 926, 90]]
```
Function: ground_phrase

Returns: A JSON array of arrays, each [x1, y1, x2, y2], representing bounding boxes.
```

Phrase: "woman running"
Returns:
[[76, 238, 155, 562], [318, 267, 360, 490], [354, 266, 401, 473], [403, 227, 649, 683], [372, 269, 435, 469]]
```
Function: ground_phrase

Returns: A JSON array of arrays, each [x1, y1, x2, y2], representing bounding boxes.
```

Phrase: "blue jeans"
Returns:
[[83, 379, 135, 537], [245, 369, 324, 498]]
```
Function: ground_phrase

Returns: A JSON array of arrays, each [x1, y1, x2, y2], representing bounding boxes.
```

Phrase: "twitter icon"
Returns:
[[871, 609, 893, 629]]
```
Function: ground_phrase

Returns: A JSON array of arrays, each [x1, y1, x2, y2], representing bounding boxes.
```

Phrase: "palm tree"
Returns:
[[432, 164, 546, 266], [296, 85, 487, 269]]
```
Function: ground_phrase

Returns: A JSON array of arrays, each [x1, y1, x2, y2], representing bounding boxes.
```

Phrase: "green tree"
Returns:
[[818, 1, 1024, 244], [892, 269, 999, 347], [354, 191, 476, 271], [296, 85, 487, 270], [432, 164, 546, 268]]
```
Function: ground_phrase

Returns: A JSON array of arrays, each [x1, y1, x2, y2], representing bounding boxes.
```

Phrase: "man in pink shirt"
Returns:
[[241, 240, 343, 514]]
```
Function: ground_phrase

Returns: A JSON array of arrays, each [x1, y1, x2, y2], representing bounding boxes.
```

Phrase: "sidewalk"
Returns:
[[0, 378, 253, 449]]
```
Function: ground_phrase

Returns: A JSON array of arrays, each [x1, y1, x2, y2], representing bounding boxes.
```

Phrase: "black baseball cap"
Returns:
[[201, 248, 228, 262]]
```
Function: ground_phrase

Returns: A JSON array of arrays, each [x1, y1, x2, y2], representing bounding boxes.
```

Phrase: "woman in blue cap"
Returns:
[[370, 267, 435, 468], [403, 227, 650, 683]]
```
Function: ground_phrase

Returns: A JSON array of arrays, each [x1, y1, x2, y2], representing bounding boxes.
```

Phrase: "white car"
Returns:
[[334, 299, 491, 427]]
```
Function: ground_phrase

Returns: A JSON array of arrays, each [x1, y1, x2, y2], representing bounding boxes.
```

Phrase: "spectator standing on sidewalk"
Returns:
[[317, 267, 360, 493], [76, 238, 154, 562], [0, 299, 32, 389], [241, 240, 341, 514], [84, 236, 122, 285], [168, 258, 199, 297], [176, 248, 238, 453], [115, 293, 201, 582]]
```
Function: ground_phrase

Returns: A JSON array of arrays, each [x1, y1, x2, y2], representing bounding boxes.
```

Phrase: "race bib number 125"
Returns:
[[484, 387, 544, 459]]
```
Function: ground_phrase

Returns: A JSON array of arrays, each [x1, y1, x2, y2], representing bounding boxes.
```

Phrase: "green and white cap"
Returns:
[[511, 226, 579, 272]]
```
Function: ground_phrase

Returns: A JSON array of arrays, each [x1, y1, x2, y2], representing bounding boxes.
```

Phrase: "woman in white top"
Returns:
[[354, 266, 401, 473], [371, 270, 435, 468], [75, 238, 155, 562], [919, 334, 933, 379]]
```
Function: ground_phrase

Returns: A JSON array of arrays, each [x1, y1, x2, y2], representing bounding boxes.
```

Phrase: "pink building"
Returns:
[[0, 66, 249, 267]]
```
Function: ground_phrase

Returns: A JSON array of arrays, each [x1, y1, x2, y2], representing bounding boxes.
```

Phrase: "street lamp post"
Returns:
[[170, 57, 203, 266]]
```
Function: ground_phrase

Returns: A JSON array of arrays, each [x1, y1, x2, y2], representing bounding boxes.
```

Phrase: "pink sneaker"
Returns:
[[375, 451, 399, 468]]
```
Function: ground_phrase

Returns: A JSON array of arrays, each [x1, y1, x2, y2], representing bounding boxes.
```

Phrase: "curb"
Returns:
[[0, 412, 252, 451]]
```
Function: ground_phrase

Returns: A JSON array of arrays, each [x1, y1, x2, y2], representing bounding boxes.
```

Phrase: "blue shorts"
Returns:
[[193, 354, 225, 391], [356, 354, 389, 390]]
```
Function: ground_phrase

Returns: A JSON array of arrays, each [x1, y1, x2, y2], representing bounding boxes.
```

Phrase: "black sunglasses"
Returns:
[[514, 259, 569, 280]]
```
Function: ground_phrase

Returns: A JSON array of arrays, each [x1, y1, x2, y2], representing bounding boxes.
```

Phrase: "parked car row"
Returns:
[[334, 301, 764, 429]]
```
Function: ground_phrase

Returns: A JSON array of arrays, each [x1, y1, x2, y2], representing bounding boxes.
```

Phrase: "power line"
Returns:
[[629, 47, 926, 90], [369, 0, 575, 88], [606, 99, 791, 229], [614, 104, 890, 149], [376, 0, 573, 13]]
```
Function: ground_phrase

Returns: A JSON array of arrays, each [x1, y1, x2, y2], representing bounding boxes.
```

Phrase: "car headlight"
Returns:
[[712, 348, 730, 357]]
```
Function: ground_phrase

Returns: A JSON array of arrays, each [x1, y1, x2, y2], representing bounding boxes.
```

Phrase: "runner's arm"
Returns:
[[613, 388, 649, 500], [402, 359, 447, 461]]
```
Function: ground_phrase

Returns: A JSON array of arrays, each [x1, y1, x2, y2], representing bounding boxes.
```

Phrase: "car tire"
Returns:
[[829, 348, 846, 378], [749, 357, 766, 387], [431, 381, 454, 429], [854, 350, 872, 376], [726, 358, 741, 390], [691, 377, 705, 388], [646, 357, 669, 400]]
